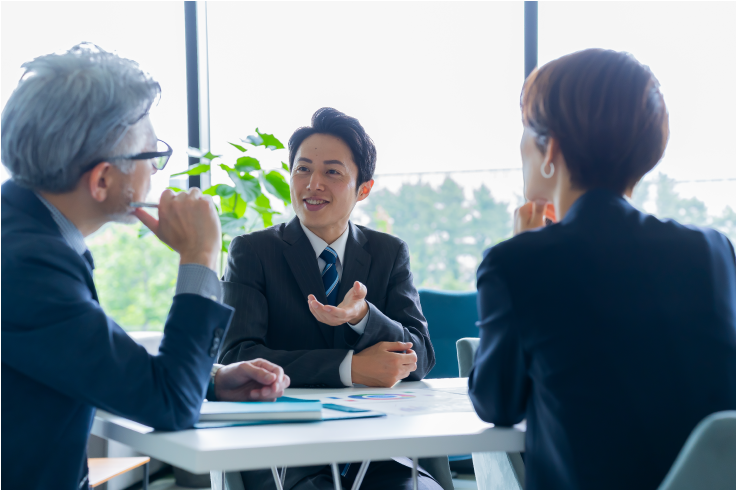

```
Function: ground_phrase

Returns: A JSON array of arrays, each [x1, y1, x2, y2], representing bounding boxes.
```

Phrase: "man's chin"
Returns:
[[110, 212, 138, 225]]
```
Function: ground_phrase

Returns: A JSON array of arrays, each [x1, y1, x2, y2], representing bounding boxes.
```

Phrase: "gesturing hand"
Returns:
[[351, 341, 418, 387], [134, 188, 221, 272], [308, 281, 369, 326], [214, 359, 291, 402]]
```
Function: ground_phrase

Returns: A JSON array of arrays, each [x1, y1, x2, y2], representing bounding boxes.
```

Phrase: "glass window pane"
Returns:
[[539, 2, 736, 240], [207, 2, 525, 289], [1, 2, 188, 330]]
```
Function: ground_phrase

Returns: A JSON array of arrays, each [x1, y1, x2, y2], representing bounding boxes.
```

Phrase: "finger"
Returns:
[[134, 208, 159, 234], [251, 359, 285, 383], [353, 281, 368, 300], [531, 200, 547, 226], [239, 362, 277, 384], [399, 351, 418, 363], [188, 186, 202, 198], [385, 341, 413, 352]]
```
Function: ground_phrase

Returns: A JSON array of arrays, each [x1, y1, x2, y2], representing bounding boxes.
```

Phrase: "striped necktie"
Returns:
[[319, 246, 339, 306]]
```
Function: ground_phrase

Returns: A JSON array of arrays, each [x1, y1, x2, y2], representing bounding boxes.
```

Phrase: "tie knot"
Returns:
[[320, 246, 338, 265]]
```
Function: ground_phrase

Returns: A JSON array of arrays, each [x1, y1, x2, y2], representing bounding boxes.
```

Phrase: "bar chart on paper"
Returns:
[[294, 387, 474, 416]]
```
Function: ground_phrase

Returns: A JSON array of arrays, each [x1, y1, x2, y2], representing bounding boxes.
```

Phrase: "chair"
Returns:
[[88, 457, 150, 489], [456, 338, 525, 490], [657, 411, 736, 490], [418, 289, 479, 379]]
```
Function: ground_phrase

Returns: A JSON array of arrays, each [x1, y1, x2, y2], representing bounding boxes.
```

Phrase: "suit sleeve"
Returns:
[[1, 248, 234, 431], [350, 240, 436, 380], [468, 247, 530, 426], [220, 235, 348, 388]]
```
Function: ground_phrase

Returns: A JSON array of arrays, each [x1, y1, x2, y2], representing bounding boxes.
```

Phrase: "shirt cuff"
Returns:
[[346, 306, 370, 335], [339, 350, 354, 387], [206, 364, 224, 401], [176, 264, 223, 303]]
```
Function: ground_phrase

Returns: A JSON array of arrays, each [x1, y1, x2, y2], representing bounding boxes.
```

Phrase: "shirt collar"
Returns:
[[34, 192, 88, 256], [300, 220, 350, 265]]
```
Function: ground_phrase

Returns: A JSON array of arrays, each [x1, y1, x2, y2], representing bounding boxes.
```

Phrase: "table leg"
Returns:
[[411, 457, 418, 490], [350, 461, 371, 490], [271, 467, 285, 490], [280, 466, 287, 487], [330, 462, 343, 490], [142, 462, 149, 490]]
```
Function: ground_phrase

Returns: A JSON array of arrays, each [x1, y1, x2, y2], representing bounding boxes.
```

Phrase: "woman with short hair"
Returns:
[[468, 48, 736, 490]]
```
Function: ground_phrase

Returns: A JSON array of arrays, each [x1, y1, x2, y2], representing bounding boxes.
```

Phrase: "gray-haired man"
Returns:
[[1, 43, 289, 490]]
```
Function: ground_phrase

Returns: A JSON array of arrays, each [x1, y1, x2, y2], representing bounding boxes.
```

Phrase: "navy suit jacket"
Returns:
[[1, 180, 234, 490], [468, 189, 736, 490]]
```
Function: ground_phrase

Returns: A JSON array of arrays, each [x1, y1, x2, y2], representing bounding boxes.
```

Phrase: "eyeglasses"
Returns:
[[81, 139, 173, 175]]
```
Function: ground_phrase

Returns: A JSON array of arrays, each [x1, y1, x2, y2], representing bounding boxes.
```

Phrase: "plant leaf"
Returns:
[[228, 170, 262, 202], [229, 142, 247, 152], [221, 193, 247, 217], [282, 161, 290, 172], [203, 184, 236, 198], [243, 128, 285, 150], [235, 156, 261, 172], [222, 239, 231, 253], [220, 214, 249, 236], [167, 186, 182, 192], [171, 163, 210, 176], [263, 170, 291, 204], [203, 151, 221, 161]]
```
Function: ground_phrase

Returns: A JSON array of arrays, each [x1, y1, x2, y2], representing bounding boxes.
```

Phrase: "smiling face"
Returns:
[[290, 133, 373, 243]]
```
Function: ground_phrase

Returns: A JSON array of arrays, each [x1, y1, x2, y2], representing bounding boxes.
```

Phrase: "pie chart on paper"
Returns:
[[348, 394, 416, 400]]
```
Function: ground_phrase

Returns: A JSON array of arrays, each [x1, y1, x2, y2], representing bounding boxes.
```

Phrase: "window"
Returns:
[[206, 2, 525, 290], [1, 2, 189, 330], [539, 2, 736, 239]]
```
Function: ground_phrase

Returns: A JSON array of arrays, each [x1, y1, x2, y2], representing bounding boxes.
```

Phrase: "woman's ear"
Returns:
[[87, 162, 114, 203]]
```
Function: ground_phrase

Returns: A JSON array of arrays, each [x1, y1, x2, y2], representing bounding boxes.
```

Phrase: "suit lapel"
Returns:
[[337, 222, 372, 303], [282, 218, 333, 345]]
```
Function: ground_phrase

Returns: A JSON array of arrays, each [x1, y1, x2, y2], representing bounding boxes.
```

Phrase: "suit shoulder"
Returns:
[[356, 224, 406, 251], [234, 222, 287, 248]]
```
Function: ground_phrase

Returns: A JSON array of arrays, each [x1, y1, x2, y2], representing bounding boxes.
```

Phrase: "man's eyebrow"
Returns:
[[323, 160, 345, 167], [297, 157, 313, 163]]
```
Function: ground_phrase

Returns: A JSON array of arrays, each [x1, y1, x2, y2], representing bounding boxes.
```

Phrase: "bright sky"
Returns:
[[2, 1, 734, 216]]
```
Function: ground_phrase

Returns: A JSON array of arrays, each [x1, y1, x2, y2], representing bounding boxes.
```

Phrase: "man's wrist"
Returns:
[[180, 252, 218, 273], [348, 300, 369, 325], [207, 363, 224, 401]]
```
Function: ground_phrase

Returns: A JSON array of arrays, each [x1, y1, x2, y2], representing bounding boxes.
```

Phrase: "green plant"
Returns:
[[169, 128, 292, 274]]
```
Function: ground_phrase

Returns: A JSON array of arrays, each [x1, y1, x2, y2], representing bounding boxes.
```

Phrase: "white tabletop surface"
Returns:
[[91, 378, 525, 474]]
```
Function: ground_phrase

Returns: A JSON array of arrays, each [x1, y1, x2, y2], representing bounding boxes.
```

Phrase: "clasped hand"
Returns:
[[308, 281, 369, 326], [215, 359, 291, 402]]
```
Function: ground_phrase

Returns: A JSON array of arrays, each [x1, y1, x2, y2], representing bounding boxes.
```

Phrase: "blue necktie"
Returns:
[[320, 246, 339, 306]]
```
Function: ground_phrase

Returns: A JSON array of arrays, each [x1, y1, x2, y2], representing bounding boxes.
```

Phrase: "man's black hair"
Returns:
[[288, 107, 377, 187]]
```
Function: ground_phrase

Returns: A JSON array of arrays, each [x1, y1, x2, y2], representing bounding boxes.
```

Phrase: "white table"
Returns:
[[92, 378, 524, 487]]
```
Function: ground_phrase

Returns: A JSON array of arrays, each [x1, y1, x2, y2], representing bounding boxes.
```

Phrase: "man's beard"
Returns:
[[108, 182, 139, 224]]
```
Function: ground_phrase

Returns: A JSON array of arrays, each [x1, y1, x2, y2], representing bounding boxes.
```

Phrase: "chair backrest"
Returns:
[[456, 338, 480, 378], [418, 289, 479, 379], [658, 411, 736, 490]]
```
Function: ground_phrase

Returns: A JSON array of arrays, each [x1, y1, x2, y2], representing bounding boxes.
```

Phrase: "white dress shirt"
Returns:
[[300, 221, 369, 386]]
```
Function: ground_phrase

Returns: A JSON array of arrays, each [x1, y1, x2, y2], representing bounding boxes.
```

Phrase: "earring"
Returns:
[[541, 161, 555, 179]]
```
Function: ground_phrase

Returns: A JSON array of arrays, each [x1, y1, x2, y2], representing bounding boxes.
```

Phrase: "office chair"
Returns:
[[457, 338, 525, 490], [657, 411, 736, 490]]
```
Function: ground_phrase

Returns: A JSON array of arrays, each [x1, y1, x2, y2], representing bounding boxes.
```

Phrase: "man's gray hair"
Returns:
[[1, 43, 161, 192]]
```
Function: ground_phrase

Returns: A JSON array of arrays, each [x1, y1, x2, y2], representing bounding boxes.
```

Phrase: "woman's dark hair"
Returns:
[[521, 48, 670, 193], [288, 107, 377, 188]]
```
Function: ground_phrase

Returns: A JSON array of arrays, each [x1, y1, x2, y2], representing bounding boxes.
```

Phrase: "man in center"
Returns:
[[220, 107, 438, 489]]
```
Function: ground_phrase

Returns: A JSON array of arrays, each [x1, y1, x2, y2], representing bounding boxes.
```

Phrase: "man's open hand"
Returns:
[[351, 341, 418, 387], [214, 359, 290, 402], [308, 281, 369, 326]]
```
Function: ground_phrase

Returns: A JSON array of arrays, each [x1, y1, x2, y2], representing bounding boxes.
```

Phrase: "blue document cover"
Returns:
[[199, 397, 322, 422]]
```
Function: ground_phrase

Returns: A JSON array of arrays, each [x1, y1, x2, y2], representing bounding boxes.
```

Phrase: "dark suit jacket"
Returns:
[[468, 189, 736, 490], [1, 180, 234, 490], [220, 217, 435, 386]]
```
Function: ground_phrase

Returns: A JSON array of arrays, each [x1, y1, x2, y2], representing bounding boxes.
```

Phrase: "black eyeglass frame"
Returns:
[[80, 139, 173, 175]]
